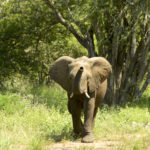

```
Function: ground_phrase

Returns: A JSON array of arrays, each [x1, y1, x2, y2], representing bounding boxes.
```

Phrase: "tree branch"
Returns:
[[43, 0, 88, 49], [130, 23, 136, 58], [135, 72, 150, 99]]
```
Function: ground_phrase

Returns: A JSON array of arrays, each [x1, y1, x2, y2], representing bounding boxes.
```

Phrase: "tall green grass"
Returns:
[[0, 81, 150, 150]]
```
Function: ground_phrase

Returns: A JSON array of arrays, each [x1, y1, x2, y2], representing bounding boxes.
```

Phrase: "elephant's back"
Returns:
[[95, 80, 107, 106]]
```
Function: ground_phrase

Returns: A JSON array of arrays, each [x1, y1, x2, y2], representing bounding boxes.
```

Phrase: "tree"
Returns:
[[43, 0, 150, 105]]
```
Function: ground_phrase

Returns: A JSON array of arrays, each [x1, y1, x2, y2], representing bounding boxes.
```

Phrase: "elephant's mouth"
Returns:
[[70, 91, 90, 99]]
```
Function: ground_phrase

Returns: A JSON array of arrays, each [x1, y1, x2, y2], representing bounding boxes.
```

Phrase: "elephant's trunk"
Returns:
[[70, 66, 90, 99]]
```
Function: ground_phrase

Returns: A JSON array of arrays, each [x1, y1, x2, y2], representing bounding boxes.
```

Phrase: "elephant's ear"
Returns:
[[49, 56, 74, 91], [88, 57, 112, 93]]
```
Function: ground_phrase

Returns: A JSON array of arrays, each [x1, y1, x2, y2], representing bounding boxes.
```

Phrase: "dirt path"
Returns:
[[46, 140, 118, 150]]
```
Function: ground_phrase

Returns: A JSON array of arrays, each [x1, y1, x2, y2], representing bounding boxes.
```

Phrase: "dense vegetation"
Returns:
[[0, 0, 87, 84]]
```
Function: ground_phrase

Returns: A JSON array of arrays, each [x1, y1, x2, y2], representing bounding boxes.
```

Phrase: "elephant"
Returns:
[[49, 56, 112, 143]]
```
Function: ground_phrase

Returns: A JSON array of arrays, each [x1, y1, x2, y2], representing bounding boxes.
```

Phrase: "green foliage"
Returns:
[[0, 0, 87, 83]]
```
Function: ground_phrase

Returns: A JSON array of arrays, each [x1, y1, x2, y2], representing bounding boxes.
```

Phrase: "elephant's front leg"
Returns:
[[67, 97, 83, 137], [82, 92, 95, 143]]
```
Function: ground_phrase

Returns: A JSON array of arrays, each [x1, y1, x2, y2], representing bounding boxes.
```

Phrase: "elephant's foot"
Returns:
[[73, 129, 82, 139], [73, 132, 82, 139], [81, 134, 94, 143]]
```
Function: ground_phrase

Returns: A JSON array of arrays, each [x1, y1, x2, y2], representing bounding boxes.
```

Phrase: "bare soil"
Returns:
[[46, 140, 119, 150]]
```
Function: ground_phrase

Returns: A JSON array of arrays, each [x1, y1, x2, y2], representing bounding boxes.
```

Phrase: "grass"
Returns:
[[0, 80, 150, 150]]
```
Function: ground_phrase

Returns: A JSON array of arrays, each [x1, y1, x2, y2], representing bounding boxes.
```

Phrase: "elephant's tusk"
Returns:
[[70, 93, 74, 98], [85, 92, 90, 99]]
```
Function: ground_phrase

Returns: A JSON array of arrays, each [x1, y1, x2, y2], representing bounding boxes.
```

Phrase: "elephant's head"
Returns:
[[49, 56, 112, 98]]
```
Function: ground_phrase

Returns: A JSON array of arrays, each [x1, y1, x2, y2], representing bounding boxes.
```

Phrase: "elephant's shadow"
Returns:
[[47, 128, 76, 142]]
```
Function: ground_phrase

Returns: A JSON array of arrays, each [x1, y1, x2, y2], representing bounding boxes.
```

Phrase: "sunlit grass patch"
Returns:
[[0, 86, 72, 150], [29, 84, 68, 112], [0, 102, 72, 150], [94, 106, 150, 149]]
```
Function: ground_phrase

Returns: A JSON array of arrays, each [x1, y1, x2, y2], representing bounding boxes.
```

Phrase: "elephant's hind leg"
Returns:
[[68, 98, 83, 137]]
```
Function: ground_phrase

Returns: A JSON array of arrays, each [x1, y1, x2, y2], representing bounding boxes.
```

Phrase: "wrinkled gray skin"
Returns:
[[49, 56, 112, 143]]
